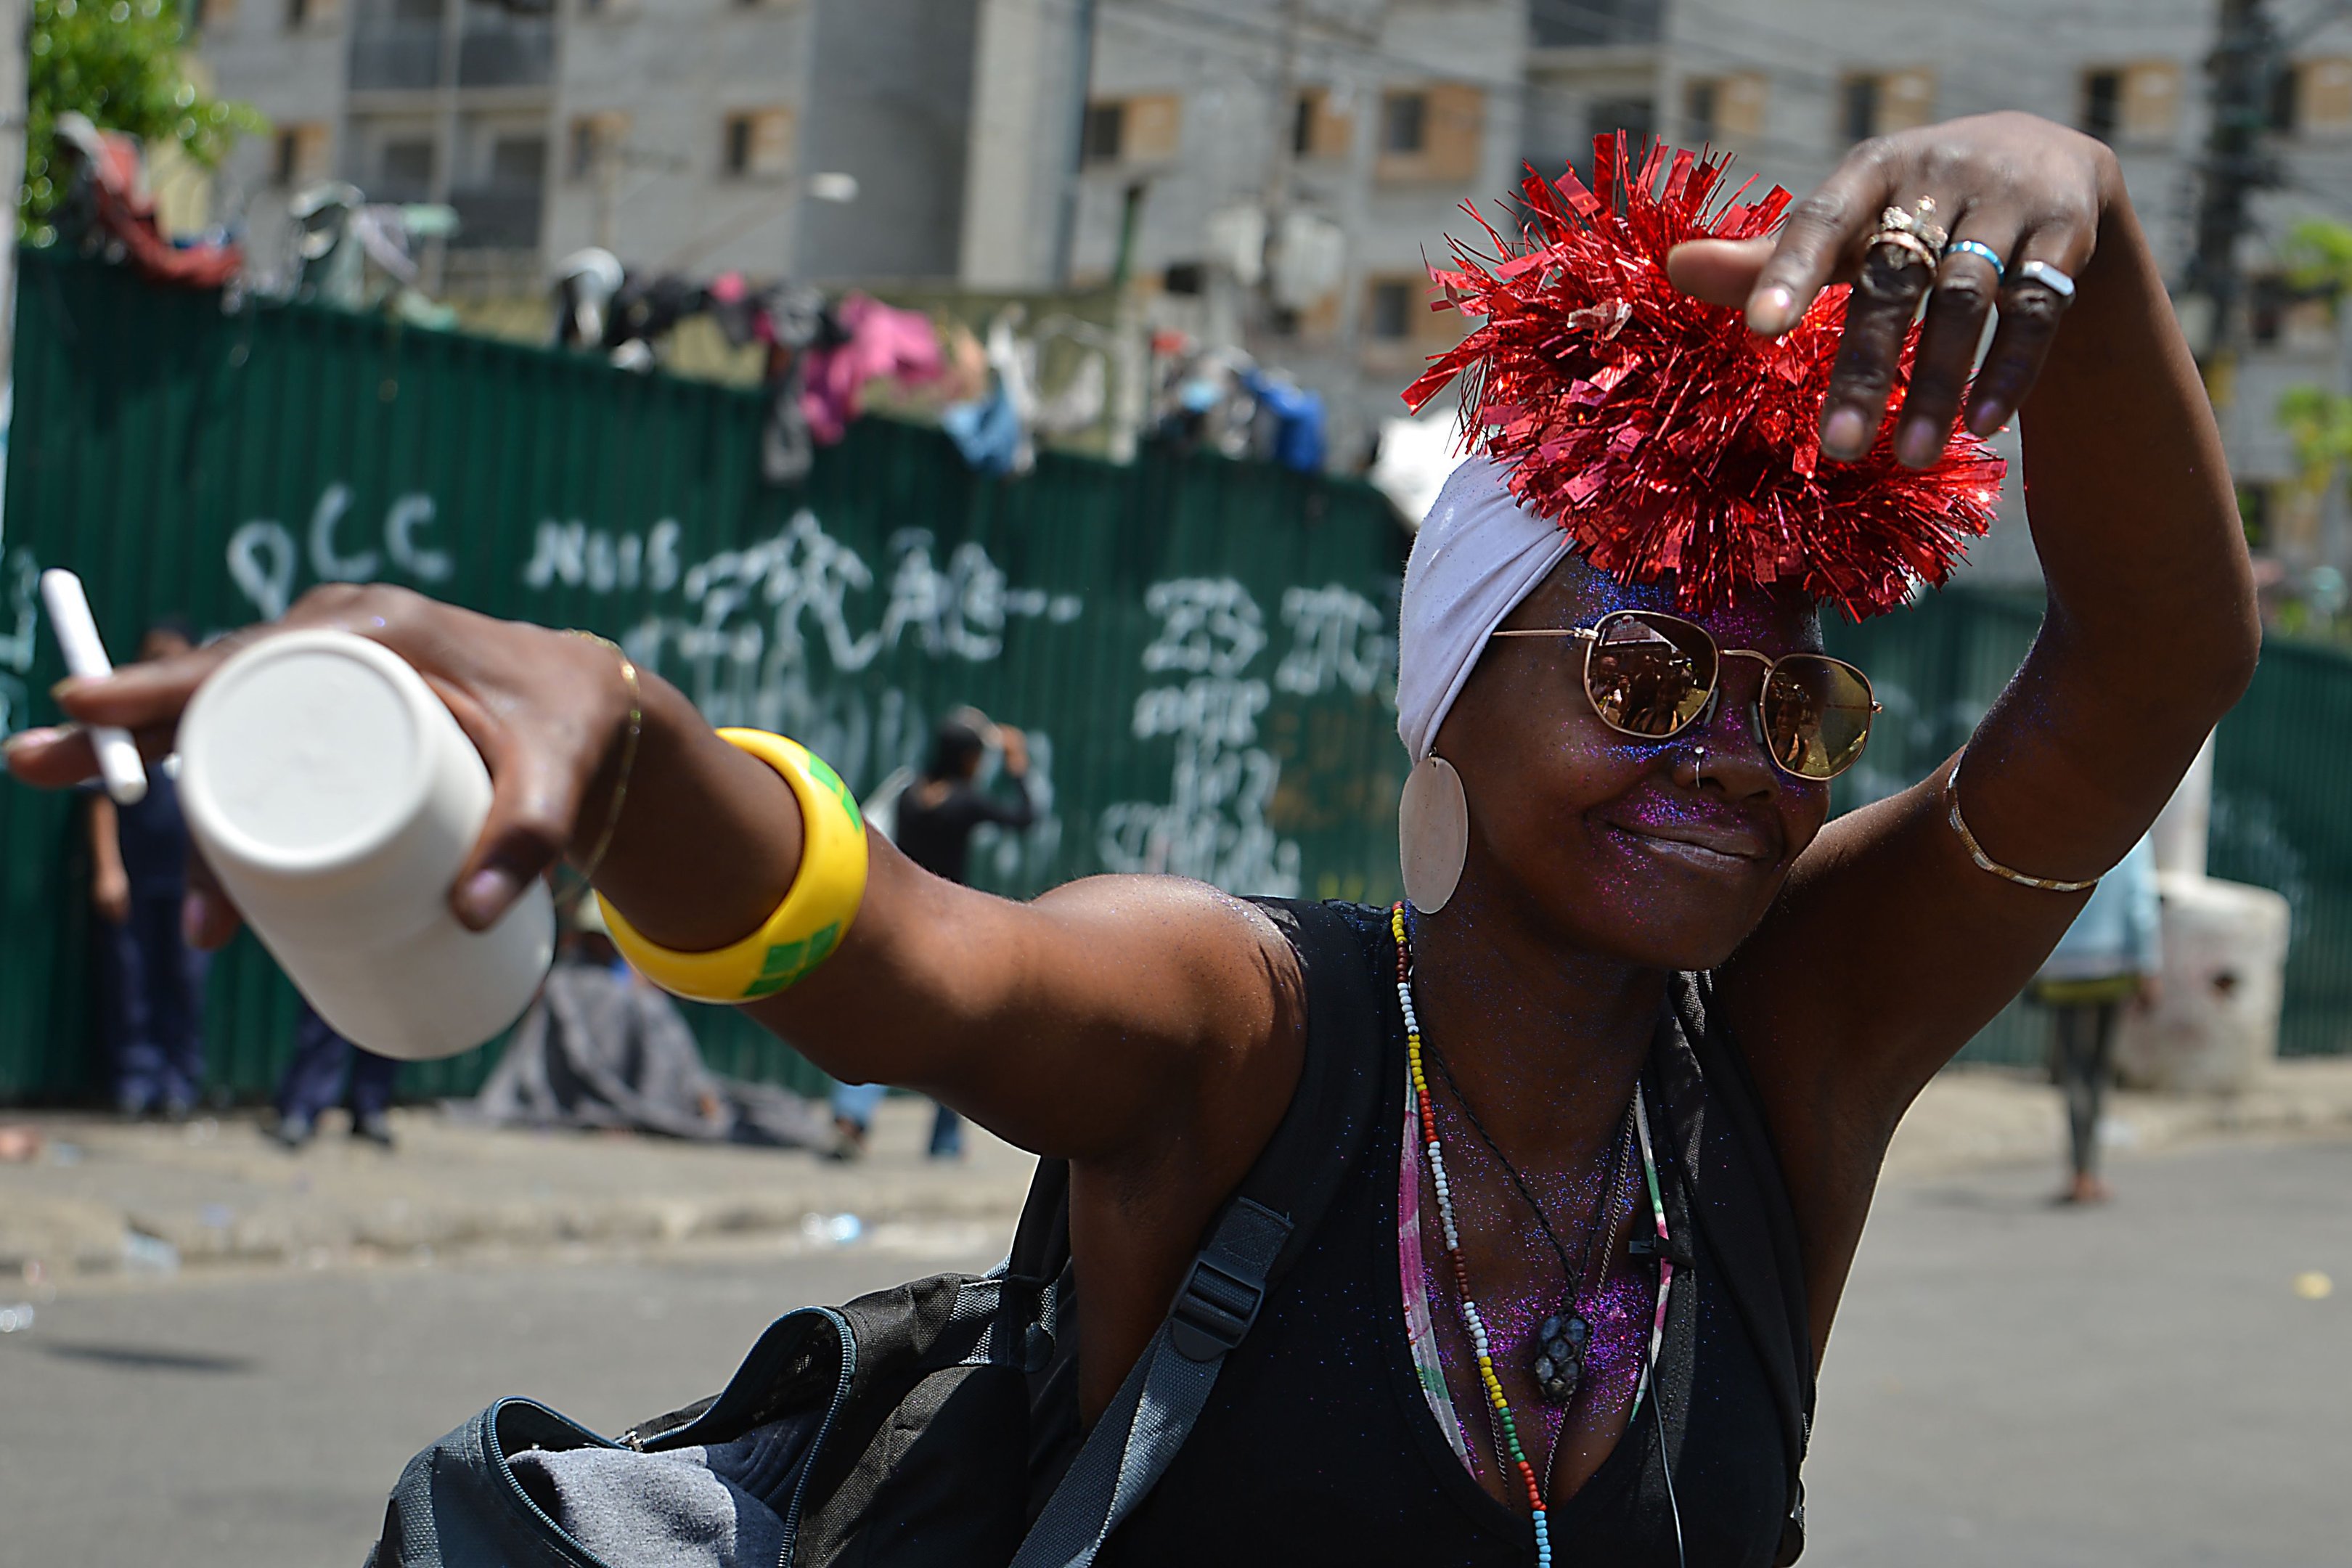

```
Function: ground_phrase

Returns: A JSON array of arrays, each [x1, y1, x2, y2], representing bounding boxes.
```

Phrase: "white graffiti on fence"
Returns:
[[523, 518, 685, 597], [0, 549, 39, 737], [226, 482, 456, 619], [528, 509, 1082, 892], [1098, 577, 1304, 897], [1275, 583, 1394, 701]]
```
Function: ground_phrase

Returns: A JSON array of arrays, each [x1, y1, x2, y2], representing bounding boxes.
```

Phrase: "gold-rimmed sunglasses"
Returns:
[[1493, 609, 1881, 781]]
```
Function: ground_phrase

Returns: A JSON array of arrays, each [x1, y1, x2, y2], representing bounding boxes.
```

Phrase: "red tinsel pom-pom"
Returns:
[[1405, 135, 2006, 620]]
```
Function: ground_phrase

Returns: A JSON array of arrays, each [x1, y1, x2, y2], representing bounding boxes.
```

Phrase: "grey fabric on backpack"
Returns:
[[502, 1411, 833, 1568]]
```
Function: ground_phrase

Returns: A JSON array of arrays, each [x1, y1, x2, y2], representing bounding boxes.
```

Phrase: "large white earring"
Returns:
[[1399, 755, 1469, 912]]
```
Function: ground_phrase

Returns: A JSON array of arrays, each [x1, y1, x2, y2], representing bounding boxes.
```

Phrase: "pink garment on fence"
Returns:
[[800, 294, 944, 445]]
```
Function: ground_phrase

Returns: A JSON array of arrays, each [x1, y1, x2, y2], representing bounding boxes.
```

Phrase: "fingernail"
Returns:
[[456, 867, 520, 929], [1748, 286, 1797, 334], [1969, 399, 2012, 436], [2, 725, 63, 754], [1823, 407, 1871, 459], [182, 891, 216, 947], [1895, 420, 1940, 468]]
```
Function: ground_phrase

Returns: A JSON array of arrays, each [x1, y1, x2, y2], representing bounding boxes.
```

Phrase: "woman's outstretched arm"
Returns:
[[2, 589, 1304, 1173]]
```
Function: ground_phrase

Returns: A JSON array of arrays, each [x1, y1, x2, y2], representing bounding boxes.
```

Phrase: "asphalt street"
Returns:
[[2, 1138, 2345, 1568]]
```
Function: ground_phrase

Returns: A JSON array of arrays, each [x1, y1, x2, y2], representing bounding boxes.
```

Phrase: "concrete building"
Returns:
[[190, 0, 2352, 572], [195, 0, 992, 293], [1533, 0, 2352, 584]]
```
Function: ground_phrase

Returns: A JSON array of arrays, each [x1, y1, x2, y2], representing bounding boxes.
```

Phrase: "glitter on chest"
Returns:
[[1397, 1062, 1659, 1480]]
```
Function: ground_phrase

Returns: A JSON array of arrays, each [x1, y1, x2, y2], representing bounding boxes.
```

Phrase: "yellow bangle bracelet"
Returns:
[[596, 730, 869, 1003]]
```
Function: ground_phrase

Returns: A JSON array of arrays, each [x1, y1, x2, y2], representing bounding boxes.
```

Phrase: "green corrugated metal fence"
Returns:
[[0, 253, 1406, 1101], [1825, 588, 2352, 1063], [4, 253, 2351, 1106]]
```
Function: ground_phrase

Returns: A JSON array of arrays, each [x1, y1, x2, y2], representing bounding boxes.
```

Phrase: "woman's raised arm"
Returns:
[[1670, 114, 2260, 1349]]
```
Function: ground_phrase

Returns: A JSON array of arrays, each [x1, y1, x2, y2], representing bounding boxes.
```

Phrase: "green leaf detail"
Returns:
[[738, 920, 843, 999]]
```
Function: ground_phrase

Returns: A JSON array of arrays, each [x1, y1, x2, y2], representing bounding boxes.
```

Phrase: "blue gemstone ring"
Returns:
[[1942, 239, 2007, 282]]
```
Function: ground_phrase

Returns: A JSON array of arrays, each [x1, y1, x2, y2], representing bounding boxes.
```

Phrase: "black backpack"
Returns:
[[365, 903, 1813, 1568]]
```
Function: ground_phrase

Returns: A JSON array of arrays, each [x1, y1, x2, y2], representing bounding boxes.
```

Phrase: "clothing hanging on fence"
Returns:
[[1241, 367, 1328, 473], [799, 293, 944, 445], [52, 114, 241, 290], [941, 312, 1039, 477]]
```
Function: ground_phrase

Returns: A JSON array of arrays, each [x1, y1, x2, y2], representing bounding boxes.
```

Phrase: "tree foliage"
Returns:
[[2277, 219, 2352, 512], [24, 0, 265, 240]]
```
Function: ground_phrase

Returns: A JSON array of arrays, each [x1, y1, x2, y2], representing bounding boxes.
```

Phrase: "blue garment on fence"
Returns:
[[2038, 835, 2162, 981], [940, 378, 1026, 477], [1242, 369, 1327, 472]]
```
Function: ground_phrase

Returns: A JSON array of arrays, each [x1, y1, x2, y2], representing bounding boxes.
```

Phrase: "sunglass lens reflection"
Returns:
[[1761, 657, 1873, 779], [1586, 613, 1715, 738]]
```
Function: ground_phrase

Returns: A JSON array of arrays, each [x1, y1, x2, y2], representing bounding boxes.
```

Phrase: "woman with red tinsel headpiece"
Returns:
[[10, 115, 2254, 1566]]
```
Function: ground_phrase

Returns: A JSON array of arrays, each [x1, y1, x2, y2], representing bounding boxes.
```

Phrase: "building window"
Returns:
[[568, 113, 629, 181], [1377, 84, 1483, 183], [722, 108, 794, 180], [2081, 70, 2123, 142], [2082, 62, 2181, 145], [1082, 102, 1124, 163], [1368, 279, 1413, 341], [272, 123, 330, 187], [490, 135, 547, 192], [1532, 0, 1661, 49], [1588, 96, 1654, 148], [1686, 78, 1718, 142], [1839, 68, 1935, 142], [2287, 57, 2352, 136], [1681, 73, 1763, 144], [1294, 86, 1352, 160], [378, 138, 436, 201], [1381, 91, 1428, 155], [1082, 94, 1181, 166]]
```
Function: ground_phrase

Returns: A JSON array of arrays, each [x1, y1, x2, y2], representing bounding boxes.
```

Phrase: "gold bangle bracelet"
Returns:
[[1943, 754, 2099, 894], [565, 631, 642, 891]]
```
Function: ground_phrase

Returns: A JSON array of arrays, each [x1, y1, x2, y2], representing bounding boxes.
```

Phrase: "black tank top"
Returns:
[[1100, 901, 1805, 1567]]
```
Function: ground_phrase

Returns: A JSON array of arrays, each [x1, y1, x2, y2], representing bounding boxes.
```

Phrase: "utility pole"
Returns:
[[2186, 0, 2284, 377], [1254, 0, 1306, 340], [1053, 0, 1099, 289]]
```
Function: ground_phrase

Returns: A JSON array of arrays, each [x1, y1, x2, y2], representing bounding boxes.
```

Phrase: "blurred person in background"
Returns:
[[831, 711, 1034, 1160], [270, 1000, 400, 1150], [2032, 833, 2160, 1204], [86, 616, 205, 1119]]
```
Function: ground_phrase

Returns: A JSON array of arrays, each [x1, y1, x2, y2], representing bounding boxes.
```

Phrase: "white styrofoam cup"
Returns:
[[176, 630, 554, 1061]]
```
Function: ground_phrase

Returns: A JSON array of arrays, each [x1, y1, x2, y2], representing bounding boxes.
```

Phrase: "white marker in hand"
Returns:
[[38, 568, 148, 805]]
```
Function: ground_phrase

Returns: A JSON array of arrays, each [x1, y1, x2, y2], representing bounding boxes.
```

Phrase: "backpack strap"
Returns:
[[1009, 899, 1384, 1568], [1654, 973, 1817, 1566]]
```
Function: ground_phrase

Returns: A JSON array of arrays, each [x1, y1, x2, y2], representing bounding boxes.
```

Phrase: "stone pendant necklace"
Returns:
[[1424, 1044, 1638, 1405]]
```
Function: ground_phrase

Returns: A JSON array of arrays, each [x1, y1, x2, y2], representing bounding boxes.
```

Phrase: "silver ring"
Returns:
[[1943, 239, 2006, 282], [2012, 259, 2076, 300]]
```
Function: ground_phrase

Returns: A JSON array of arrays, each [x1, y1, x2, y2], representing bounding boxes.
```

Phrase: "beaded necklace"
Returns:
[[1392, 902, 1678, 1568]]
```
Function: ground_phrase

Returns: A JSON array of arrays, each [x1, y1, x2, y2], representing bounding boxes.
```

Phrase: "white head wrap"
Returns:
[[1395, 457, 1574, 762]]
